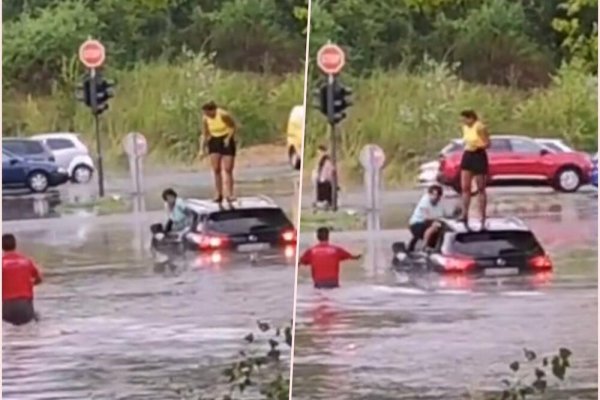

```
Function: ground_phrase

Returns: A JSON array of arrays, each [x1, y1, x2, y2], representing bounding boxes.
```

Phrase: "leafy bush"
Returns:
[[304, 59, 597, 184], [3, 54, 304, 164]]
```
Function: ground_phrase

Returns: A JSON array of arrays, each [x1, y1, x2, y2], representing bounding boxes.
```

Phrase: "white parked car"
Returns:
[[417, 137, 576, 186], [32, 133, 95, 184]]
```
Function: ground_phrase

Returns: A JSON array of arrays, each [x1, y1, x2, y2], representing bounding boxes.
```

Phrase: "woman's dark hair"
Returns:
[[428, 184, 443, 196], [317, 144, 328, 152], [460, 109, 478, 120], [162, 188, 178, 201], [316, 227, 330, 242], [202, 101, 217, 111], [2, 234, 16, 251]]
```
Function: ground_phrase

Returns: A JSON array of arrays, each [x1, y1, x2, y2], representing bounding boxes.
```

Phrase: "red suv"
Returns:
[[438, 135, 593, 193]]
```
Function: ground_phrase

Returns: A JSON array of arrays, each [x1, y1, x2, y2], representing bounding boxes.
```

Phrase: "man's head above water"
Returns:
[[316, 227, 330, 242], [3, 234, 17, 252], [162, 188, 178, 207]]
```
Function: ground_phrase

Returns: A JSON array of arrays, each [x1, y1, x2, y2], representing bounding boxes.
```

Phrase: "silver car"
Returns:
[[32, 133, 95, 183]]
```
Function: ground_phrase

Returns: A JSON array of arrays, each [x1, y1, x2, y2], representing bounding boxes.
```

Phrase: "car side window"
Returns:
[[488, 139, 511, 152], [510, 138, 542, 154], [2, 152, 9, 163], [46, 138, 75, 150]]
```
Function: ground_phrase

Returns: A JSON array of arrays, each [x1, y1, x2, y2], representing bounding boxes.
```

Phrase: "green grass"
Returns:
[[300, 210, 365, 231], [3, 54, 304, 166], [57, 195, 130, 216], [304, 60, 597, 185]]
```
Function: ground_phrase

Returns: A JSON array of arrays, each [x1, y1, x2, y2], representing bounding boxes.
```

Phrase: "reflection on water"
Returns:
[[2, 223, 295, 400], [293, 204, 598, 400]]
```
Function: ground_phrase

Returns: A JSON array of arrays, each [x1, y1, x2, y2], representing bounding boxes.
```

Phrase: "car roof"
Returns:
[[184, 196, 280, 214], [3, 137, 36, 142], [31, 132, 81, 140], [440, 217, 530, 233]]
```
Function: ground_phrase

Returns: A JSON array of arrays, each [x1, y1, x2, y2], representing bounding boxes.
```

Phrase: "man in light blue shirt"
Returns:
[[408, 185, 445, 251], [162, 188, 189, 233]]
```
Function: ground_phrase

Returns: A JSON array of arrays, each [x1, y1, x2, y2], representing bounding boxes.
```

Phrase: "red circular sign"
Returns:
[[79, 39, 106, 69], [317, 44, 346, 75]]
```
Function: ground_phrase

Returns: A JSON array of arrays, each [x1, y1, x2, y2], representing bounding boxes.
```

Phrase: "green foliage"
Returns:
[[3, 0, 308, 90], [3, 55, 304, 164], [552, 0, 598, 72], [498, 347, 573, 400], [305, 59, 597, 184]]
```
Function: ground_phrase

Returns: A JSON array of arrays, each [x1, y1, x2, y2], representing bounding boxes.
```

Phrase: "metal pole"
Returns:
[[90, 68, 105, 197], [327, 74, 339, 211]]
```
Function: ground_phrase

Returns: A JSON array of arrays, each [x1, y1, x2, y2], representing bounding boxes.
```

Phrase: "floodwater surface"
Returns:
[[2, 220, 295, 400], [293, 194, 598, 400]]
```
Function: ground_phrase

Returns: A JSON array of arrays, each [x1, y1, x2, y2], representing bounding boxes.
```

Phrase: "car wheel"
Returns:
[[553, 167, 581, 192], [72, 164, 93, 184], [27, 171, 49, 193]]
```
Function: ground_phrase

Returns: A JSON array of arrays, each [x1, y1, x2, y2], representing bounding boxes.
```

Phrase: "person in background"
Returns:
[[459, 109, 490, 230], [201, 101, 238, 204], [299, 227, 361, 289], [408, 184, 445, 251], [312, 145, 335, 210], [162, 188, 190, 233], [3, 234, 42, 326]]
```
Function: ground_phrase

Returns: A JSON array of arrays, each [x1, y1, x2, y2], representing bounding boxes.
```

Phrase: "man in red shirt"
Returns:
[[3, 234, 42, 325], [299, 227, 360, 288]]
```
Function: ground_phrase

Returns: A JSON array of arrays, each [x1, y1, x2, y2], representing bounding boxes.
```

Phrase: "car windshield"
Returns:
[[449, 231, 543, 257], [440, 141, 463, 155], [206, 208, 291, 235], [4, 140, 46, 155]]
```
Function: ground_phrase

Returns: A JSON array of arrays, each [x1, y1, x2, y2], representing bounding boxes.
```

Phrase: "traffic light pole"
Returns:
[[89, 68, 105, 197], [326, 74, 339, 211]]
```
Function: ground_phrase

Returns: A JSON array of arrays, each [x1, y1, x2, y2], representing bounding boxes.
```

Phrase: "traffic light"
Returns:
[[332, 82, 352, 124], [76, 74, 92, 107], [313, 81, 328, 117], [75, 73, 115, 115], [94, 76, 115, 115]]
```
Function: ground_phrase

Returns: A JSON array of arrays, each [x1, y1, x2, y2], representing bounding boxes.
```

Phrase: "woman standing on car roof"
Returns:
[[459, 109, 490, 230], [201, 101, 238, 205]]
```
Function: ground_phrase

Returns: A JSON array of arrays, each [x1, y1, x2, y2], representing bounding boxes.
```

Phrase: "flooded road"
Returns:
[[292, 193, 598, 400], [2, 220, 296, 400]]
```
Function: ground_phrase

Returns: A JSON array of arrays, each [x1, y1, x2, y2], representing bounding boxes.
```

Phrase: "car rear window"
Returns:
[[206, 208, 291, 234], [449, 231, 543, 257], [46, 138, 75, 150], [4, 140, 46, 155], [440, 141, 463, 155]]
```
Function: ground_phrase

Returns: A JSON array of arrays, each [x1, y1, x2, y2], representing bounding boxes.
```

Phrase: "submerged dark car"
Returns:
[[391, 217, 552, 276], [150, 196, 297, 256]]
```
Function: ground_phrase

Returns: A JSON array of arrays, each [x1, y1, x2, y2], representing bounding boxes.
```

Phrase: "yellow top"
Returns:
[[204, 108, 233, 138], [462, 120, 487, 151]]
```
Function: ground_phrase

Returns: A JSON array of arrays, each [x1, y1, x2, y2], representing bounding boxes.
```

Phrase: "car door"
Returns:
[[2, 151, 27, 185], [44, 138, 77, 169], [507, 137, 546, 179], [486, 138, 512, 180]]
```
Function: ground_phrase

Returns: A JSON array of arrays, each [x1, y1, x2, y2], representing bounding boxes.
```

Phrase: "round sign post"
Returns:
[[317, 43, 346, 75], [123, 132, 148, 195], [79, 39, 106, 69], [360, 144, 386, 214]]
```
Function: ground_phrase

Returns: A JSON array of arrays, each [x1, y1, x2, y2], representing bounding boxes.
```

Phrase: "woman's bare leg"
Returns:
[[460, 170, 473, 222], [210, 153, 223, 200], [222, 155, 235, 200]]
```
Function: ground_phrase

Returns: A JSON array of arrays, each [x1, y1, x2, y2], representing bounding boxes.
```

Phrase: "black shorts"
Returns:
[[460, 148, 488, 175], [409, 220, 434, 240], [316, 182, 333, 203], [3, 298, 35, 326], [314, 281, 339, 289], [207, 136, 236, 157]]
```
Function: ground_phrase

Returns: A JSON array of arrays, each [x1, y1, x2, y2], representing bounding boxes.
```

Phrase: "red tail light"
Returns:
[[199, 233, 228, 250], [440, 255, 475, 272], [281, 229, 296, 243], [529, 254, 552, 270]]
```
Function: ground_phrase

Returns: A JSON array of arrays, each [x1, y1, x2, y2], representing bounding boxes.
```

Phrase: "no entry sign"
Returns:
[[317, 44, 346, 75], [79, 39, 106, 69], [359, 144, 386, 171], [123, 132, 148, 157]]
